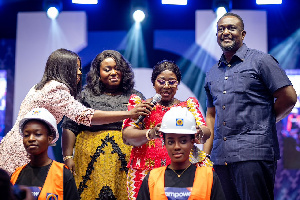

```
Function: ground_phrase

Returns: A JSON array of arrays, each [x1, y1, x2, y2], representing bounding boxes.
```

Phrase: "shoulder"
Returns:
[[196, 166, 213, 176], [149, 166, 167, 177], [44, 80, 70, 93], [206, 62, 219, 76], [128, 94, 143, 105], [63, 167, 74, 180], [52, 160, 65, 169], [247, 48, 276, 63], [185, 97, 200, 107], [130, 89, 145, 100]]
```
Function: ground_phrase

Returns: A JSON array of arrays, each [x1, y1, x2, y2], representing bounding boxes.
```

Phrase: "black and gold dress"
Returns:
[[62, 88, 144, 200]]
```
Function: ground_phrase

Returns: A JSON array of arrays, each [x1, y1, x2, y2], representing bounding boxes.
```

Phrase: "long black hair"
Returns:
[[35, 48, 82, 97], [85, 50, 135, 95]]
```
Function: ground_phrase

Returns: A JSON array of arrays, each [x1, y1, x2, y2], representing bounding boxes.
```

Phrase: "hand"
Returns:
[[195, 125, 210, 144], [150, 124, 162, 139], [18, 185, 34, 200], [65, 158, 76, 176], [129, 102, 152, 119]]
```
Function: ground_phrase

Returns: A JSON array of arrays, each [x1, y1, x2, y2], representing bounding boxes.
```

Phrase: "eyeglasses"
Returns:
[[156, 79, 178, 87]]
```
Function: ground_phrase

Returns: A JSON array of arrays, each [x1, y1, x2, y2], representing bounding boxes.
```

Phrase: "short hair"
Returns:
[[218, 12, 244, 30], [85, 50, 135, 95], [151, 60, 181, 86], [35, 48, 82, 98]]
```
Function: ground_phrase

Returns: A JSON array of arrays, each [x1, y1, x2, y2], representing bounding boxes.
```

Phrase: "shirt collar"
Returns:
[[218, 43, 248, 67]]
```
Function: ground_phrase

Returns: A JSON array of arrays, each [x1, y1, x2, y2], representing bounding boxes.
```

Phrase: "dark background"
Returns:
[[0, 0, 300, 52]]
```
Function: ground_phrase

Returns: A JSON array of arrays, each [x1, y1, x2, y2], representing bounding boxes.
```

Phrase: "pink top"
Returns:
[[123, 94, 208, 171], [0, 80, 94, 175]]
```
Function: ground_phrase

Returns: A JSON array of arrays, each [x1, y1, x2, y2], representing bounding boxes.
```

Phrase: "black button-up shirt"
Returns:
[[204, 44, 292, 165]]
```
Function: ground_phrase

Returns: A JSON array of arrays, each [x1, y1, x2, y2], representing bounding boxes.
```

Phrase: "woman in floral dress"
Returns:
[[122, 60, 212, 200]]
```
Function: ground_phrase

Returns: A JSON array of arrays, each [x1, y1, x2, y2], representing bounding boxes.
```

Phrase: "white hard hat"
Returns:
[[159, 106, 197, 134], [19, 108, 58, 145]]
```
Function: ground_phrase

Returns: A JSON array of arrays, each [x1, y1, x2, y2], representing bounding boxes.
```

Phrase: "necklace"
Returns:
[[103, 92, 121, 96], [170, 163, 191, 178]]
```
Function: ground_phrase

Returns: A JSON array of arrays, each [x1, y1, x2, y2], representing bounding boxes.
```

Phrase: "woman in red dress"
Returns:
[[122, 60, 212, 200]]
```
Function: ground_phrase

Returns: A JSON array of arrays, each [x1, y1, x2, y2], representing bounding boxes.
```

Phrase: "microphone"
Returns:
[[135, 93, 162, 125]]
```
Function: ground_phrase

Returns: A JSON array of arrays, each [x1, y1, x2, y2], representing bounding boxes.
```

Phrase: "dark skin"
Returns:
[[164, 133, 195, 170], [62, 56, 152, 174], [123, 70, 211, 147], [203, 15, 297, 155], [22, 120, 53, 167]]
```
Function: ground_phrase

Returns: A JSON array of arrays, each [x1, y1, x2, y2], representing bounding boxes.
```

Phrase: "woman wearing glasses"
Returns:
[[122, 60, 212, 200]]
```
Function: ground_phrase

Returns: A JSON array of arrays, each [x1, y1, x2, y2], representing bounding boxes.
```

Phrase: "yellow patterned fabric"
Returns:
[[74, 130, 131, 200]]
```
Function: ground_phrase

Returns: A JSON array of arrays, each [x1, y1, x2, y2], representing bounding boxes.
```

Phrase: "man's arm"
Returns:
[[273, 85, 297, 123], [203, 107, 216, 155]]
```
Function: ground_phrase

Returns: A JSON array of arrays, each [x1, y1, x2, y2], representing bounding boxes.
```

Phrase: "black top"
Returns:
[[137, 164, 226, 200], [61, 88, 145, 135], [15, 162, 79, 200]]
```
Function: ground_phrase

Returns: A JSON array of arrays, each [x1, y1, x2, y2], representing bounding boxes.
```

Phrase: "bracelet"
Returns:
[[63, 156, 73, 162], [145, 129, 151, 140], [205, 154, 211, 159]]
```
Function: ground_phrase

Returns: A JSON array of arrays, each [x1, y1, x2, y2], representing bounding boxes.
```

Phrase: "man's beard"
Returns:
[[220, 40, 237, 52]]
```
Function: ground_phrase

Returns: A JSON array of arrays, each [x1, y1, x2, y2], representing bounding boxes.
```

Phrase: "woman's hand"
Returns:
[[128, 102, 152, 119], [149, 124, 162, 139], [195, 125, 211, 144], [65, 158, 76, 176]]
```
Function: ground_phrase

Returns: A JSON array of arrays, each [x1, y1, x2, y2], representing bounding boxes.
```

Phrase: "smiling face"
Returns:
[[165, 133, 194, 166], [99, 57, 122, 91], [217, 15, 246, 53], [22, 120, 53, 156], [154, 70, 178, 104]]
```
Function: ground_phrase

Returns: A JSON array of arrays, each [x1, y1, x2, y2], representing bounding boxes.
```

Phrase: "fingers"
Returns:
[[196, 125, 205, 144], [71, 167, 76, 176], [65, 159, 76, 176], [132, 103, 153, 117], [18, 185, 34, 200]]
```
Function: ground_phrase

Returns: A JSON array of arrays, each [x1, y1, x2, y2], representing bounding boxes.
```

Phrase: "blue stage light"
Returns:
[[43, 0, 62, 20], [162, 0, 187, 5], [72, 0, 98, 4], [256, 0, 282, 5], [213, 0, 232, 16]]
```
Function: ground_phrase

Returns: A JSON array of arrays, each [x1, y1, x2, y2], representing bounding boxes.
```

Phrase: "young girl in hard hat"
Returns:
[[10, 108, 79, 200], [137, 107, 225, 200]]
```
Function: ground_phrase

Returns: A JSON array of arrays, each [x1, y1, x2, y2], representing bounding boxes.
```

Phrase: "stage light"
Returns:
[[43, 0, 62, 20], [133, 10, 145, 23], [72, 0, 98, 4], [212, 0, 232, 18], [216, 7, 227, 19], [256, 0, 282, 5], [162, 0, 187, 5], [47, 7, 59, 19]]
